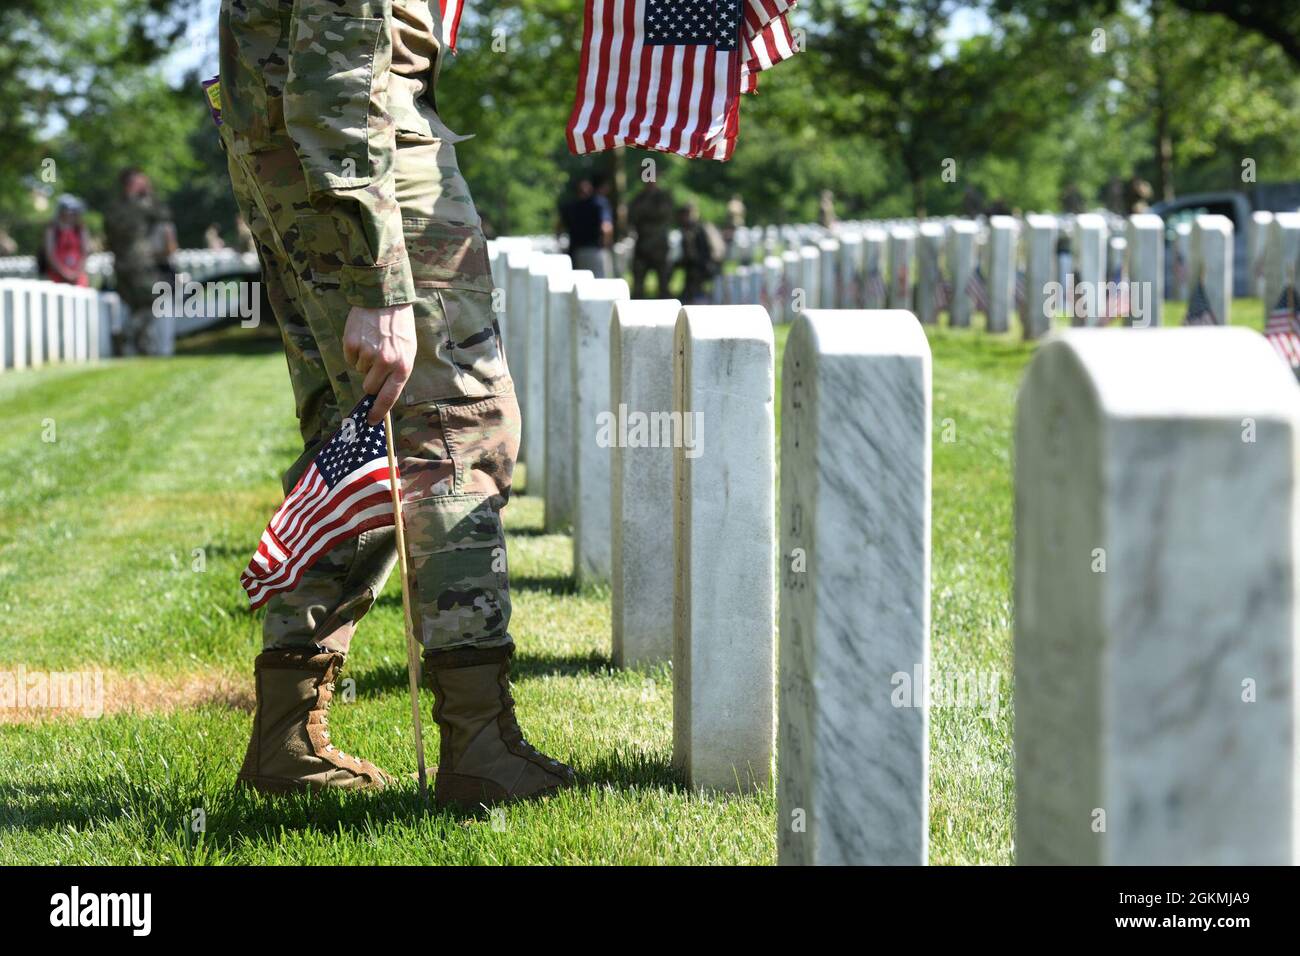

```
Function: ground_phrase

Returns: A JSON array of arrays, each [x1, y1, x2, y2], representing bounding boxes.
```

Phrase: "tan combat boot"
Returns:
[[237, 648, 394, 794], [424, 644, 576, 808]]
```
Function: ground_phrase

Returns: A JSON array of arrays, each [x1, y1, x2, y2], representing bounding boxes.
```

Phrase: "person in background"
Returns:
[[819, 189, 837, 230], [726, 194, 747, 231], [558, 174, 613, 277], [676, 202, 724, 304], [104, 168, 177, 355], [43, 196, 91, 286], [204, 224, 227, 250], [627, 179, 675, 298]]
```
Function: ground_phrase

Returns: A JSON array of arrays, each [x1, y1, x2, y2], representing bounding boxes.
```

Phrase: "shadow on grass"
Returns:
[[351, 646, 609, 691], [0, 746, 683, 843]]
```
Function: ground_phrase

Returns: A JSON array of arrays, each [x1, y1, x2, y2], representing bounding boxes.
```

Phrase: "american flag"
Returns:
[[865, 265, 887, 308], [567, 0, 798, 160], [1264, 284, 1300, 373], [966, 265, 989, 313], [242, 396, 397, 610], [1184, 280, 1216, 326], [740, 6, 797, 93], [936, 278, 952, 313], [439, 0, 465, 51]]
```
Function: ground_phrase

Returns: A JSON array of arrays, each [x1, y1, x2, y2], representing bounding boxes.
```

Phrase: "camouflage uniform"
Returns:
[[103, 192, 174, 355], [627, 184, 675, 299], [220, 0, 515, 655]]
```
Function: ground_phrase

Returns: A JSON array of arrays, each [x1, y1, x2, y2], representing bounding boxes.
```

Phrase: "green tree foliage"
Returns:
[[3, 0, 1300, 250]]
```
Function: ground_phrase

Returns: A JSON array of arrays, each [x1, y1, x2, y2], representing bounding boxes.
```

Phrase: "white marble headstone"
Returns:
[[673, 304, 775, 792], [779, 310, 931, 866], [1015, 328, 1300, 865]]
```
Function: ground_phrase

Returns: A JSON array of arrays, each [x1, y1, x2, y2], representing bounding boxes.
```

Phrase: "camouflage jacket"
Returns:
[[219, 0, 448, 308]]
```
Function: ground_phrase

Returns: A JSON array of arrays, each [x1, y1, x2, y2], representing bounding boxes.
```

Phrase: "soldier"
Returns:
[[675, 202, 724, 304], [219, 0, 574, 805], [104, 169, 177, 355], [627, 180, 674, 298]]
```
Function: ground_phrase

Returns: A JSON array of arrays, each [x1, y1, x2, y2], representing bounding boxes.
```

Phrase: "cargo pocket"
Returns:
[[402, 219, 510, 402], [285, 14, 383, 191], [404, 494, 511, 650]]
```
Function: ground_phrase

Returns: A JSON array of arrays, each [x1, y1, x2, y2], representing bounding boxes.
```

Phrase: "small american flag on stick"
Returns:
[[966, 266, 989, 314], [1264, 284, 1300, 374], [242, 396, 398, 610], [1184, 280, 1216, 326]]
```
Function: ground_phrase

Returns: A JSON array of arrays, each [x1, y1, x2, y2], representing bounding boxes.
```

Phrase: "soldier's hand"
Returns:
[[342, 304, 418, 424]]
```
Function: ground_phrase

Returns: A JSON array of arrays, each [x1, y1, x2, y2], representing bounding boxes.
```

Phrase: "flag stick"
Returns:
[[383, 410, 428, 802]]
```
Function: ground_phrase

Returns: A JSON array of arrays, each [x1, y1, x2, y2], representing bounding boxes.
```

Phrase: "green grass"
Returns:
[[0, 301, 1269, 864]]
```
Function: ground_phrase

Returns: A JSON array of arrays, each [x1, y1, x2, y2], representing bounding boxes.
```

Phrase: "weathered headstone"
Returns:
[[571, 277, 631, 586], [780, 250, 801, 324], [779, 309, 931, 866], [1016, 327, 1300, 865], [1189, 214, 1233, 325], [987, 216, 1017, 333], [610, 298, 682, 668], [1170, 221, 1192, 301], [1072, 213, 1107, 326], [1250, 211, 1274, 299], [887, 226, 915, 311], [1263, 213, 1300, 318], [1023, 214, 1058, 339], [544, 267, 593, 532], [673, 304, 775, 792], [838, 233, 864, 308], [523, 254, 570, 498], [915, 222, 945, 326], [505, 250, 534, 462], [1125, 213, 1163, 328], [946, 220, 978, 328], [863, 228, 888, 309], [0, 281, 27, 370], [817, 238, 840, 310]]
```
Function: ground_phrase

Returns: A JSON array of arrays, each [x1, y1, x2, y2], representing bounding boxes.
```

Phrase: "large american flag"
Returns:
[[242, 396, 397, 610], [567, 0, 799, 160], [439, 0, 465, 51]]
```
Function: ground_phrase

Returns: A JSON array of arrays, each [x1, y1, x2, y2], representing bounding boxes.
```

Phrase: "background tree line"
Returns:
[[1, 0, 1297, 251]]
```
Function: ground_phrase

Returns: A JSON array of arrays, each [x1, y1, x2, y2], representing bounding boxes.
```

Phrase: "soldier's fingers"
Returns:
[[353, 346, 376, 375], [342, 329, 362, 368], [361, 360, 390, 400], [369, 372, 407, 425]]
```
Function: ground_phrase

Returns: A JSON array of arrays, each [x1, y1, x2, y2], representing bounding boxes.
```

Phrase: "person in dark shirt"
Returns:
[[558, 174, 614, 277]]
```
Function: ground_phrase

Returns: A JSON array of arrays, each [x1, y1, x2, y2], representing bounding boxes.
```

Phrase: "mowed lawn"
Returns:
[[0, 299, 1261, 865]]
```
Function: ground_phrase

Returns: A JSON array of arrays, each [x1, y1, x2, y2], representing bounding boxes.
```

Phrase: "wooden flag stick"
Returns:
[[383, 410, 428, 802]]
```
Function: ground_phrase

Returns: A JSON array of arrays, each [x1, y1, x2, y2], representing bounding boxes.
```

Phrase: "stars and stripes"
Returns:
[[865, 265, 888, 308], [1264, 284, 1300, 373], [439, 0, 465, 51], [934, 277, 951, 314], [241, 396, 398, 610], [966, 265, 989, 314], [567, 0, 799, 160], [1183, 280, 1217, 326]]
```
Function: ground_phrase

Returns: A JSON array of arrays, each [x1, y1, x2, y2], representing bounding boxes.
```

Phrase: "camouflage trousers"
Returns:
[[223, 112, 517, 655]]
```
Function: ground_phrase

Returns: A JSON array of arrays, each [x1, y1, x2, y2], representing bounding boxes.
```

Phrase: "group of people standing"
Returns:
[[37, 168, 178, 354], [556, 176, 730, 303]]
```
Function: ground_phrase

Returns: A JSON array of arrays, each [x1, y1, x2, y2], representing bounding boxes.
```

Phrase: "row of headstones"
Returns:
[[485, 239, 1300, 864], [0, 249, 259, 283], [0, 279, 129, 370], [705, 212, 1283, 334]]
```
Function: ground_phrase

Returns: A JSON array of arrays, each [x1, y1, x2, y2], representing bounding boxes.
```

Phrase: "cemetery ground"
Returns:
[[0, 299, 1259, 865]]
